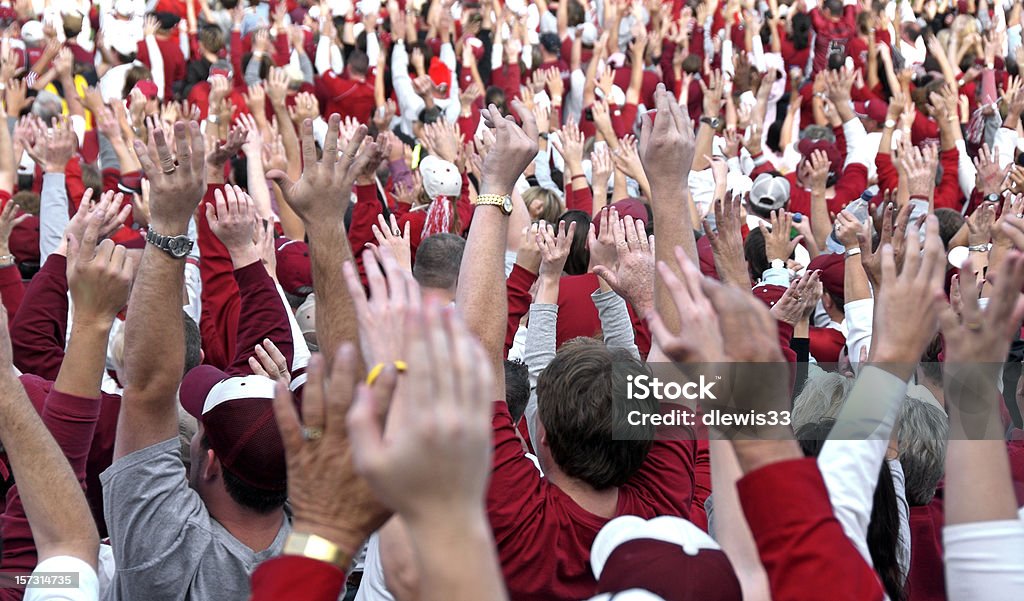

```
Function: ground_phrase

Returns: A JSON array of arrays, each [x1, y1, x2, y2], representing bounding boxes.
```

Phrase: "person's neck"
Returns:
[[207, 498, 286, 552], [545, 465, 620, 519]]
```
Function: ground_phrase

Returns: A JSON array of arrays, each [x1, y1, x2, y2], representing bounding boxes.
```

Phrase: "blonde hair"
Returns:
[[523, 186, 564, 223]]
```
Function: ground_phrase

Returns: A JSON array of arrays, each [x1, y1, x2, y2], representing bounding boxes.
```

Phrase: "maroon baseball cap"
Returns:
[[276, 238, 313, 296], [854, 99, 888, 122], [807, 252, 845, 298], [593, 198, 649, 236], [797, 138, 842, 175], [590, 516, 742, 601], [180, 365, 286, 492]]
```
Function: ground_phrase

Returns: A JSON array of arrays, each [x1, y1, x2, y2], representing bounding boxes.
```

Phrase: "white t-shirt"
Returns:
[[22, 556, 99, 601]]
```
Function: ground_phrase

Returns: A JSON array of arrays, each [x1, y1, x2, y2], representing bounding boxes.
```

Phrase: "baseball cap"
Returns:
[[580, 22, 599, 46], [428, 57, 452, 89], [113, 0, 136, 17], [590, 516, 742, 601], [854, 99, 889, 122], [21, 21, 44, 44], [594, 198, 648, 235], [419, 155, 462, 200], [749, 173, 791, 212], [807, 252, 845, 298], [179, 365, 287, 492], [797, 138, 843, 175], [752, 284, 787, 308], [295, 293, 317, 351], [275, 238, 313, 297]]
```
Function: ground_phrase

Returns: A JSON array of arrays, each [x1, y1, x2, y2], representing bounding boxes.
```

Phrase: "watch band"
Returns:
[[146, 228, 194, 259], [474, 193, 513, 215], [283, 532, 352, 570], [968, 243, 992, 252], [845, 247, 862, 258]]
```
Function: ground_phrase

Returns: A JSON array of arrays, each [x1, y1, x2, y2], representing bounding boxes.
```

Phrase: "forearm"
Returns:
[[53, 316, 113, 399], [306, 221, 361, 371], [523, 303, 558, 384], [592, 289, 639, 359], [0, 373, 99, 567], [407, 515, 508, 601], [246, 152, 274, 220], [650, 182, 697, 333], [692, 123, 715, 171]]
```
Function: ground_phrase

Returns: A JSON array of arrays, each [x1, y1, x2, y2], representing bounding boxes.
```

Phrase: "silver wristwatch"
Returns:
[[146, 228, 194, 259]]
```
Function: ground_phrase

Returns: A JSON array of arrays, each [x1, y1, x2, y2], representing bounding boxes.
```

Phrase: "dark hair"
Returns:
[[743, 227, 770, 279], [122, 65, 153, 98], [79, 162, 101, 199], [183, 313, 203, 375], [199, 25, 226, 54], [790, 13, 812, 50], [504, 359, 530, 424], [349, 50, 370, 76], [485, 86, 508, 116], [221, 0, 240, 8], [413, 233, 466, 290], [824, 0, 843, 16], [242, 53, 272, 81], [558, 210, 592, 275], [63, 15, 83, 38], [10, 190, 40, 216], [419, 105, 443, 125], [536, 339, 655, 490], [200, 435, 288, 513], [567, 0, 586, 28], [682, 54, 702, 74], [934, 208, 965, 249], [798, 420, 907, 601]]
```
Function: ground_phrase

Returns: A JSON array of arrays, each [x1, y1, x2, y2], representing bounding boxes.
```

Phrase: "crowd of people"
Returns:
[[0, 0, 1023, 599]]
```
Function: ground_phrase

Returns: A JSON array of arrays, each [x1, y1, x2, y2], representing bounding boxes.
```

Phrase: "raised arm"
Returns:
[[114, 122, 207, 460], [457, 101, 538, 397], [639, 84, 698, 335], [267, 115, 385, 369]]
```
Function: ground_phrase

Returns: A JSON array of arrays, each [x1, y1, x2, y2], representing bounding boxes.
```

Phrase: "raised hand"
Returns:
[[249, 338, 291, 384], [367, 213, 412, 272], [478, 101, 538, 195], [271, 346, 393, 563], [342, 246, 421, 369], [267, 114, 377, 224], [58, 189, 132, 257], [639, 83, 697, 186], [206, 185, 258, 266], [869, 215, 947, 379], [759, 210, 802, 262], [66, 207, 134, 325], [591, 213, 655, 315], [133, 120, 206, 234], [536, 220, 577, 280], [900, 143, 939, 200], [769, 270, 823, 326], [550, 119, 584, 173], [347, 302, 495, 524], [0, 201, 29, 261], [206, 125, 246, 168], [28, 116, 77, 173], [647, 246, 726, 364], [701, 195, 748, 287]]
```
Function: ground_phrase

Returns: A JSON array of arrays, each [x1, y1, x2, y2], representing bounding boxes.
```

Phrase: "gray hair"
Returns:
[[897, 396, 948, 506], [792, 367, 853, 431], [31, 91, 63, 125]]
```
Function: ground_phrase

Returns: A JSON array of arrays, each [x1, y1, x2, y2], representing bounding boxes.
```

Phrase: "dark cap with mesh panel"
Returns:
[[180, 365, 287, 492]]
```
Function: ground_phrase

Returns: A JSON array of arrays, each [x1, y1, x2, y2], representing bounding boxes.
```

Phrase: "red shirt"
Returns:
[[250, 556, 345, 601], [784, 164, 868, 217], [809, 6, 858, 74], [487, 400, 696, 600], [739, 457, 886, 601], [136, 35, 187, 101], [315, 71, 375, 125]]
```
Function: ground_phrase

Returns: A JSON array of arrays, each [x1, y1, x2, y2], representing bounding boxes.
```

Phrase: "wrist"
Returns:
[[149, 219, 191, 236], [229, 248, 261, 270], [70, 310, 116, 332]]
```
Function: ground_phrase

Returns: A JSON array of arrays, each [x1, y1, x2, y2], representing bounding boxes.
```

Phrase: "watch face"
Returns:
[[166, 236, 194, 258], [502, 196, 514, 214]]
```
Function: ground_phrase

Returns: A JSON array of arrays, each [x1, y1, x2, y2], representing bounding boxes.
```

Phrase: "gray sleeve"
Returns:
[[39, 173, 70, 266], [297, 52, 314, 84], [592, 288, 639, 360], [244, 55, 264, 86], [100, 439, 211, 593], [97, 132, 120, 171], [523, 303, 558, 387], [523, 304, 558, 451]]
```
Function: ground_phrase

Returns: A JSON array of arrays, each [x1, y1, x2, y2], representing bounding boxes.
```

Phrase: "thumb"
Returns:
[[593, 265, 617, 287], [346, 384, 386, 476], [265, 169, 295, 193], [204, 202, 216, 225]]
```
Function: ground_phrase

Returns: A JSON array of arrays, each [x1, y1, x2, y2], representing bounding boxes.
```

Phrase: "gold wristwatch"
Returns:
[[474, 193, 514, 215], [283, 532, 352, 570]]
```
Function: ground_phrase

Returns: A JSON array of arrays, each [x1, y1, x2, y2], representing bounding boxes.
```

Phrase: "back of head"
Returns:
[[559, 210, 592, 275], [199, 24, 226, 54], [523, 186, 563, 223], [792, 370, 852, 430], [934, 208, 964, 249], [897, 397, 947, 506], [349, 49, 370, 76], [824, 0, 843, 16], [413, 233, 466, 290], [536, 339, 655, 490], [504, 359, 530, 424]]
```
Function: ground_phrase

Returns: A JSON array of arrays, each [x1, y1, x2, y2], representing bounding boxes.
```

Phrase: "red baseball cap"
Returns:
[[179, 365, 286, 492], [807, 252, 845, 298], [593, 198, 649, 236], [275, 238, 313, 296], [797, 138, 842, 175], [752, 284, 787, 308], [428, 57, 452, 90]]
